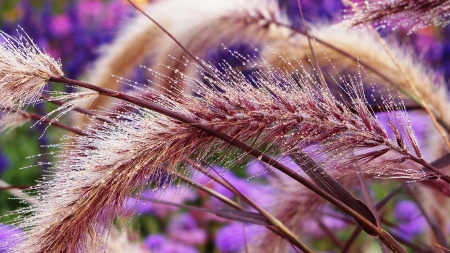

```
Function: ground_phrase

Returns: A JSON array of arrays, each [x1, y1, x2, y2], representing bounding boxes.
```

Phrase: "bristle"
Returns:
[[0, 29, 63, 130], [0, 6, 437, 251], [265, 24, 450, 133], [342, 0, 450, 33], [7, 53, 430, 252], [83, 0, 285, 112]]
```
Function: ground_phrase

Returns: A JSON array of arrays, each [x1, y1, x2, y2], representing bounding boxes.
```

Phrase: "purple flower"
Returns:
[[124, 186, 198, 217], [205, 166, 274, 208], [302, 207, 348, 237], [246, 159, 273, 179], [0, 225, 23, 253], [0, 151, 10, 176], [215, 223, 264, 253], [77, 0, 103, 20], [168, 228, 206, 246], [166, 213, 207, 246], [392, 200, 426, 239], [50, 15, 72, 36], [167, 213, 198, 231], [143, 234, 198, 253], [143, 234, 166, 251]]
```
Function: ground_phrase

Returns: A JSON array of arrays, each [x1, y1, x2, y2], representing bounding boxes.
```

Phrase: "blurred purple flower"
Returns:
[[78, 0, 103, 21], [2, 0, 130, 80], [279, 0, 345, 25], [167, 213, 198, 230], [167, 213, 207, 246], [302, 208, 348, 237], [143, 234, 198, 253], [0, 151, 10, 176], [50, 15, 71, 36], [124, 186, 198, 217], [215, 223, 264, 253], [204, 166, 274, 208], [143, 234, 166, 251], [0, 225, 23, 253], [169, 228, 206, 246], [392, 200, 426, 239]]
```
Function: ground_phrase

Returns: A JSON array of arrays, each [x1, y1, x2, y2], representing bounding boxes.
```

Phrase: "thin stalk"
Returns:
[[435, 244, 450, 253], [357, 174, 389, 253], [409, 156, 450, 185], [376, 183, 407, 210], [319, 211, 356, 225], [341, 227, 361, 253], [296, 0, 327, 90], [343, 216, 431, 253], [126, 0, 221, 82], [40, 95, 113, 123], [138, 196, 268, 226], [176, 173, 242, 210], [317, 219, 344, 249], [407, 186, 449, 250], [27, 112, 87, 136], [179, 169, 301, 250], [210, 167, 313, 253], [341, 182, 406, 252], [188, 160, 241, 197], [389, 231, 434, 253], [379, 216, 400, 229], [189, 161, 300, 252], [0, 180, 36, 205], [177, 171, 302, 245], [49, 75, 405, 252], [0, 185, 32, 190]]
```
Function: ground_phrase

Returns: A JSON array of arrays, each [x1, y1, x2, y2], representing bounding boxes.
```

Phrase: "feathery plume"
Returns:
[[341, 0, 450, 33], [264, 24, 450, 132], [6, 50, 432, 252], [0, 30, 101, 133], [0, 30, 63, 112], [88, 0, 450, 136], [84, 0, 284, 112]]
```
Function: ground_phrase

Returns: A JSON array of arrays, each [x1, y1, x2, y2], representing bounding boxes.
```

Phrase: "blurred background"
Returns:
[[1, 0, 449, 252]]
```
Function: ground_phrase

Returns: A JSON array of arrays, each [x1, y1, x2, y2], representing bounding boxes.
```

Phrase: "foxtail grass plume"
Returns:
[[5, 48, 432, 252], [0, 30, 100, 134], [88, 0, 450, 138], [342, 0, 450, 32], [0, 30, 63, 112], [85, 0, 284, 113]]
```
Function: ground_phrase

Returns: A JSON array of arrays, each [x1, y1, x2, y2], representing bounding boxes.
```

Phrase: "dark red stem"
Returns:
[[49, 75, 405, 252]]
